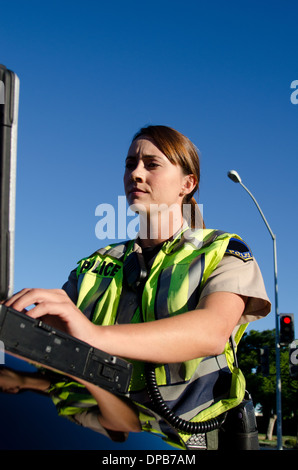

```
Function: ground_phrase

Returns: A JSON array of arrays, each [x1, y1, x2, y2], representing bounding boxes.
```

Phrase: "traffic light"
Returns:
[[279, 314, 295, 345], [258, 346, 269, 376]]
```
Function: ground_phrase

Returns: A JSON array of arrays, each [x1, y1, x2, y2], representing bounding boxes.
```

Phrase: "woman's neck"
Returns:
[[138, 208, 184, 249]]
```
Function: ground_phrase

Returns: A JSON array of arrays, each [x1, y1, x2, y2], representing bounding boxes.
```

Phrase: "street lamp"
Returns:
[[227, 170, 283, 450]]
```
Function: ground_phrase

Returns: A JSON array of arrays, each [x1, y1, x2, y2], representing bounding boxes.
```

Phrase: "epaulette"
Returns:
[[225, 237, 253, 262]]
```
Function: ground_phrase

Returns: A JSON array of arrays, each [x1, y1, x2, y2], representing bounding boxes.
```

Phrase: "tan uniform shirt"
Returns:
[[200, 254, 271, 324]]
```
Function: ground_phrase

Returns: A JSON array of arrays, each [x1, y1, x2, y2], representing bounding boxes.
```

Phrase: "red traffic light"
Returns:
[[282, 316, 292, 325], [280, 313, 295, 345]]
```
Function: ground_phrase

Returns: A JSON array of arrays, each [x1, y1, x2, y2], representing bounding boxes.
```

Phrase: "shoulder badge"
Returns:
[[225, 237, 253, 262]]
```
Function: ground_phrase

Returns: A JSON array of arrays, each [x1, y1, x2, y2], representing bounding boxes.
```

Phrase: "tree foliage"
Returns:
[[237, 329, 298, 422]]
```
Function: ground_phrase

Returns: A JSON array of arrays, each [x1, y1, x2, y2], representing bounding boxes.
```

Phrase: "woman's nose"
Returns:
[[130, 161, 145, 182]]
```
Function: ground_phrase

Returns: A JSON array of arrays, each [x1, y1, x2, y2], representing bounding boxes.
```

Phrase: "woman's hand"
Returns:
[[0, 367, 51, 394], [4, 288, 97, 344]]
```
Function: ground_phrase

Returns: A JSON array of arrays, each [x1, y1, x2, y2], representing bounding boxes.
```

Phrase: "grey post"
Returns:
[[227, 170, 282, 450]]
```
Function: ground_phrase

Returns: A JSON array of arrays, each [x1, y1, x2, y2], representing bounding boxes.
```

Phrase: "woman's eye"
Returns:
[[124, 159, 160, 170], [125, 162, 135, 170]]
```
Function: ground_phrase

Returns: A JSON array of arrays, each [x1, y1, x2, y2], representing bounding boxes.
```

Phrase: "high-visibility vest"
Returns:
[[50, 228, 252, 448]]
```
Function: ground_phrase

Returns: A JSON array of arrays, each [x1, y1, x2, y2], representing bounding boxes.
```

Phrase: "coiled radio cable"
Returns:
[[145, 364, 226, 434]]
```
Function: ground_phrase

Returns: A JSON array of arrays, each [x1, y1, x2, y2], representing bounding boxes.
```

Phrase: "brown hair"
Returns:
[[132, 125, 205, 228]]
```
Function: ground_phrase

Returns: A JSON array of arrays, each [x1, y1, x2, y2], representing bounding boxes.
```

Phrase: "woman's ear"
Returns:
[[181, 174, 197, 196]]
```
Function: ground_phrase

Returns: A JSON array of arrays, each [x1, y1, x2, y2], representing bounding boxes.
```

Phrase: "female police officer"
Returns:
[[3, 125, 271, 449]]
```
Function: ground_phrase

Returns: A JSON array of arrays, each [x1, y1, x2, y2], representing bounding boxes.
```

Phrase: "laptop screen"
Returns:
[[0, 65, 19, 301]]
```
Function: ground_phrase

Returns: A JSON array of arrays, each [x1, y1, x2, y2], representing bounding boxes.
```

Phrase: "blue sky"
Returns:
[[0, 0, 297, 450]]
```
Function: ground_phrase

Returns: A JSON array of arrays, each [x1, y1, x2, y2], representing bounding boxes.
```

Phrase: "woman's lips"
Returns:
[[129, 187, 146, 194]]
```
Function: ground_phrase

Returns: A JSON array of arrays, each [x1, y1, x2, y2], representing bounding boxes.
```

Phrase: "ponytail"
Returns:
[[183, 196, 205, 229], [191, 197, 205, 229]]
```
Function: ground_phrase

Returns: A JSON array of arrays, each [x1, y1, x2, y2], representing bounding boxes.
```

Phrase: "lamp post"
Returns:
[[227, 170, 282, 450]]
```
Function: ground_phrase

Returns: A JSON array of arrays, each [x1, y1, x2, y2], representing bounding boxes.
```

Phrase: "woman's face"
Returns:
[[124, 137, 195, 214]]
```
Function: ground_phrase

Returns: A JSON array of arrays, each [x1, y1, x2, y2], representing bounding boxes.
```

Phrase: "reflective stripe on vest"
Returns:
[[54, 228, 249, 446], [48, 381, 97, 416]]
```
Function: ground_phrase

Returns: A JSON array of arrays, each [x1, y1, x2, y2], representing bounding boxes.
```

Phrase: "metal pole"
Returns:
[[238, 180, 283, 450]]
